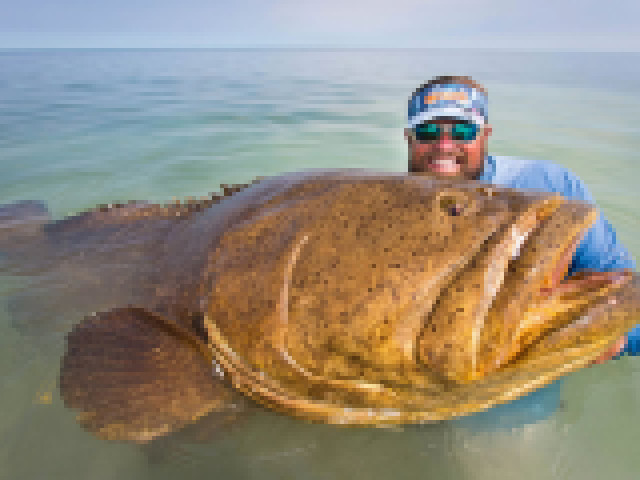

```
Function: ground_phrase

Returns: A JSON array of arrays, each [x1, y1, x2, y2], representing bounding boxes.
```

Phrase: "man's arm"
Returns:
[[545, 165, 636, 273], [560, 169, 639, 359], [570, 213, 636, 274], [488, 157, 637, 359]]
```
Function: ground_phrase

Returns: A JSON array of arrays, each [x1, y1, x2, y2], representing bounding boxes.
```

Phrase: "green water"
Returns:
[[1, 48, 639, 479]]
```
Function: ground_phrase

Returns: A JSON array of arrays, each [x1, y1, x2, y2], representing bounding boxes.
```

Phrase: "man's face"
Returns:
[[405, 118, 492, 180]]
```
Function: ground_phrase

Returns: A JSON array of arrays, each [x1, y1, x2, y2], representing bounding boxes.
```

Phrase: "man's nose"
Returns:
[[434, 133, 456, 151]]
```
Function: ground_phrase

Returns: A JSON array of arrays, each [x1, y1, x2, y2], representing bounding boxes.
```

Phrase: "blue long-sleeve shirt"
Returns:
[[477, 155, 639, 355]]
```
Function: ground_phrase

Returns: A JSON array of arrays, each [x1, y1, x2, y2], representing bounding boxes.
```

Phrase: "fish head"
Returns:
[[206, 172, 638, 423]]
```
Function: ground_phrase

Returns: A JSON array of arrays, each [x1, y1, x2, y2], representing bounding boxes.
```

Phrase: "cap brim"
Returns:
[[408, 107, 485, 129]]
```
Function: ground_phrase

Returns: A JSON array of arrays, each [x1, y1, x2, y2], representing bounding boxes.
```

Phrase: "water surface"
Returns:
[[1, 48, 639, 480]]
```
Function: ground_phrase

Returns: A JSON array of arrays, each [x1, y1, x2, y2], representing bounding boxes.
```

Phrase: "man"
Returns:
[[406, 75, 638, 362]]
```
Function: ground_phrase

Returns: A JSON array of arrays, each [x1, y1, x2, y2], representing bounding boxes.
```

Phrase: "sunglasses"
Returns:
[[412, 122, 480, 143]]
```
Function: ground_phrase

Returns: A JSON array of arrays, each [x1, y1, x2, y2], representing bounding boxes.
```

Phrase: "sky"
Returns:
[[1, 0, 639, 51]]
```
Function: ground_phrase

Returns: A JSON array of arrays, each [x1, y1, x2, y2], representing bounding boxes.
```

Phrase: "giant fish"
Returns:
[[2, 170, 638, 443]]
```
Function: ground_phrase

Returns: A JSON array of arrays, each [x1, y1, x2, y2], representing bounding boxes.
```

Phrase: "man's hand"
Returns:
[[591, 335, 627, 365]]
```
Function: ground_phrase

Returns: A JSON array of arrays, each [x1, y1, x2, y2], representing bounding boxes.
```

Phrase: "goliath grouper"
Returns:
[[2, 170, 638, 443]]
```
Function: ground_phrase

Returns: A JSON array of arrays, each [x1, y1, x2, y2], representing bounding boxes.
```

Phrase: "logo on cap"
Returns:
[[424, 91, 469, 106]]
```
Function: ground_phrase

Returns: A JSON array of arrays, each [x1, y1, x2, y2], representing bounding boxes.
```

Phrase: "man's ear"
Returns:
[[404, 128, 412, 144], [483, 124, 492, 138]]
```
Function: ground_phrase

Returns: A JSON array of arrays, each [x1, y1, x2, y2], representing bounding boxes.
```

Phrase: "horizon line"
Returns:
[[1, 46, 639, 53]]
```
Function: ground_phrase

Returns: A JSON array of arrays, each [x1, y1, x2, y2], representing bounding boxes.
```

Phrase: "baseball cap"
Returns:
[[408, 82, 488, 129]]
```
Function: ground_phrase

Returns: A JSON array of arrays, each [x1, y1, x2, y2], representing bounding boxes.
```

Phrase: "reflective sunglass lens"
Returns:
[[451, 123, 478, 142], [414, 123, 440, 142]]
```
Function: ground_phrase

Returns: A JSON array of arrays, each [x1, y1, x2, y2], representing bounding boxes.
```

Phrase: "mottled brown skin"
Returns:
[[5, 170, 637, 443]]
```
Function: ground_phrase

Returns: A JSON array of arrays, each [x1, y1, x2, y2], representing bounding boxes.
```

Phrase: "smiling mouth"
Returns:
[[428, 157, 461, 173], [432, 158, 459, 165]]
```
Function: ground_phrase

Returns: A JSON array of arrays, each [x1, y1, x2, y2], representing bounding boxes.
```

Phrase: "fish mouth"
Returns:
[[463, 199, 632, 382], [414, 195, 632, 385]]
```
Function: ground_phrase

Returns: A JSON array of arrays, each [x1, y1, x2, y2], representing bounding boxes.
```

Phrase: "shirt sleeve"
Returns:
[[570, 214, 636, 273], [559, 170, 636, 274], [559, 169, 640, 356], [492, 157, 635, 272]]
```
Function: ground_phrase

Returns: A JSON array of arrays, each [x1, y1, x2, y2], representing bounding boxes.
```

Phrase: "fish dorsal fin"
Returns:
[[59, 306, 242, 443], [45, 182, 256, 236]]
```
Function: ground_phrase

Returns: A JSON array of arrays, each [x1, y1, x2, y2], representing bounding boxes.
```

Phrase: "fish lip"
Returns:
[[542, 270, 633, 311], [537, 205, 628, 299], [519, 199, 599, 300], [540, 219, 591, 296], [492, 204, 630, 371]]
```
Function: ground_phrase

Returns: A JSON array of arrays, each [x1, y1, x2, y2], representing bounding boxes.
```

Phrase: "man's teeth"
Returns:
[[432, 158, 457, 166]]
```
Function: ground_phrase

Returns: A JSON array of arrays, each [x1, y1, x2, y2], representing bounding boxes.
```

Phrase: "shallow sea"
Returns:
[[0, 48, 639, 479]]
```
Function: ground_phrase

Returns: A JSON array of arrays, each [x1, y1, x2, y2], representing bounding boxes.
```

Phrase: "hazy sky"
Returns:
[[1, 0, 638, 50]]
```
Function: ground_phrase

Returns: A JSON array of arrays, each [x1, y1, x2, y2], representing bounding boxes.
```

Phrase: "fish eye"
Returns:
[[437, 193, 471, 217]]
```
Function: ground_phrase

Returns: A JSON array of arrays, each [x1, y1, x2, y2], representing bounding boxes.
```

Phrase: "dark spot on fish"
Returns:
[[190, 312, 208, 342]]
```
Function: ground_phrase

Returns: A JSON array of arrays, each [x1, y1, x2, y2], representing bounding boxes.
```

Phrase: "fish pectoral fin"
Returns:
[[59, 306, 244, 444]]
